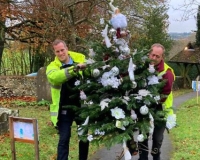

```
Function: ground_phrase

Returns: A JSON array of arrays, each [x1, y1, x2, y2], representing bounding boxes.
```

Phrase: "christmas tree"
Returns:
[[70, 0, 176, 159]]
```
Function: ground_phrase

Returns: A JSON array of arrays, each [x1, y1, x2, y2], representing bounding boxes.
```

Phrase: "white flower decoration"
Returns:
[[138, 89, 150, 97], [80, 91, 87, 100], [100, 75, 121, 89], [135, 95, 143, 100], [95, 129, 105, 135], [111, 107, 125, 119], [78, 116, 89, 135], [74, 80, 80, 86], [100, 98, 111, 111], [154, 95, 160, 101], [123, 96, 130, 101], [87, 135, 94, 142], [166, 114, 176, 129], [147, 75, 159, 85], [116, 120, 125, 130]]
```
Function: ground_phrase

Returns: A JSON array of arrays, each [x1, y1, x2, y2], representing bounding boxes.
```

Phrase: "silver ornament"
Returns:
[[131, 113, 137, 120], [132, 81, 137, 88], [111, 66, 119, 76], [109, 28, 116, 36], [92, 69, 100, 77], [137, 134, 145, 142], [140, 105, 149, 115]]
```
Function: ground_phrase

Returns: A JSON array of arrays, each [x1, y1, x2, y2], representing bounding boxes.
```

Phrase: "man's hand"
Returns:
[[74, 63, 86, 71]]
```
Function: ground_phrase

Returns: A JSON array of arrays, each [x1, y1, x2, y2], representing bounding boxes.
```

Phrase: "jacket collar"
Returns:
[[156, 60, 164, 72]]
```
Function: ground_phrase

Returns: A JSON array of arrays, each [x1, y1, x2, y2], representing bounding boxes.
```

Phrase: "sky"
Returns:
[[167, 0, 198, 33]]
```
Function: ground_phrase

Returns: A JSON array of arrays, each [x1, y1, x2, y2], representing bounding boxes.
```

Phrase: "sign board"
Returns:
[[13, 121, 34, 140], [192, 81, 200, 91], [9, 116, 39, 160]]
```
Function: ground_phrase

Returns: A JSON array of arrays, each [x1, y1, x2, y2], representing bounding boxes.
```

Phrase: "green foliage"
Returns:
[[0, 106, 99, 160], [132, 4, 173, 55], [72, 40, 166, 148], [37, 99, 51, 106], [7, 100, 51, 107], [2, 49, 31, 75], [0, 89, 191, 159], [168, 62, 198, 81], [196, 6, 200, 47], [171, 97, 200, 160]]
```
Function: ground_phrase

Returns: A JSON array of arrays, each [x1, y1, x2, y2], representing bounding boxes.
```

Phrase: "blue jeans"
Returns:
[[57, 113, 89, 160]]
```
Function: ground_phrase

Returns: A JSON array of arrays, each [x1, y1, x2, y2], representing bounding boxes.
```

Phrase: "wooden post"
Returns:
[[9, 116, 39, 160], [9, 117, 16, 160], [196, 76, 199, 104], [33, 119, 40, 160]]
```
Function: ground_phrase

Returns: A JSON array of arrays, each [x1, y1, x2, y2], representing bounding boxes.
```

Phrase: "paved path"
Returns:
[[89, 92, 196, 160]]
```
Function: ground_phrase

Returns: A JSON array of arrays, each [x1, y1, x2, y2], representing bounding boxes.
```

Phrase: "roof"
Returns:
[[168, 48, 200, 64]]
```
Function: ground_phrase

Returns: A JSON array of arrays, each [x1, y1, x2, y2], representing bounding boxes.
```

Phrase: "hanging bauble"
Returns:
[[137, 134, 145, 142], [131, 113, 137, 120], [109, 28, 116, 36], [111, 66, 119, 76], [130, 109, 137, 120], [140, 105, 149, 115], [132, 81, 137, 89], [92, 69, 100, 77]]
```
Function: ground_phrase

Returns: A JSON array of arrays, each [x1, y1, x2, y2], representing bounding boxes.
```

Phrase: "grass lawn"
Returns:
[[170, 95, 200, 160], [0, 106, 99, 160], [0, 89, 195, 160]]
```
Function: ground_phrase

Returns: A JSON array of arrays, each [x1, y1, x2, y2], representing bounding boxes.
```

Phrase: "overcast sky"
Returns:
[[167, 0, 198, 33]]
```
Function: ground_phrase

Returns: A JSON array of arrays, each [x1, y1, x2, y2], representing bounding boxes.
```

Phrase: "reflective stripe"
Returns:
[[158, 71, 166, 77], [50, 112, 58, 116], [46, 69, 58, 76], [50, 84, 61, 89], [65, 67, 75, 79]]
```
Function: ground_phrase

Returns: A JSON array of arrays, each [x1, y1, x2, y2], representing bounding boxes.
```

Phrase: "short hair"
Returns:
[[150, 43, 165, 53], [52, 39, 67, 48]]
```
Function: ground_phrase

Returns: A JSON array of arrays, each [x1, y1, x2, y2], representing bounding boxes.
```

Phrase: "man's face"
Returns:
[[53, 42, 69, 63], [149, 46, 164, 65]]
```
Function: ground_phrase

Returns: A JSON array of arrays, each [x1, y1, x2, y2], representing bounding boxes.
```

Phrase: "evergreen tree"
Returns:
[[67, 1, 176, 157], [196, 6, 200, 47], [133, 4, 173, 57]]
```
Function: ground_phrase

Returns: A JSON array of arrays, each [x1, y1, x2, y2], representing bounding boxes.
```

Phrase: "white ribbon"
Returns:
[[128, 58, 136, 81], [123, 141, 132, 160], [101, 24, 112, 48]]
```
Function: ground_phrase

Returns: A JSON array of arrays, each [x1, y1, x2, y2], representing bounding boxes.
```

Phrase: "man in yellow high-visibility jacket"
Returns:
[[138, 43, 175, 160], [46, 39, 89, 160]]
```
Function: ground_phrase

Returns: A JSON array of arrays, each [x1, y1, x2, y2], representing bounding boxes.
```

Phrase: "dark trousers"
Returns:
[[138, 124, 166, 160], [57, 114, 89, 160]]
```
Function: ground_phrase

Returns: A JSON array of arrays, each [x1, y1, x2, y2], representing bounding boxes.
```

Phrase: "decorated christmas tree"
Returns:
[[69, 0, 176, 159]]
